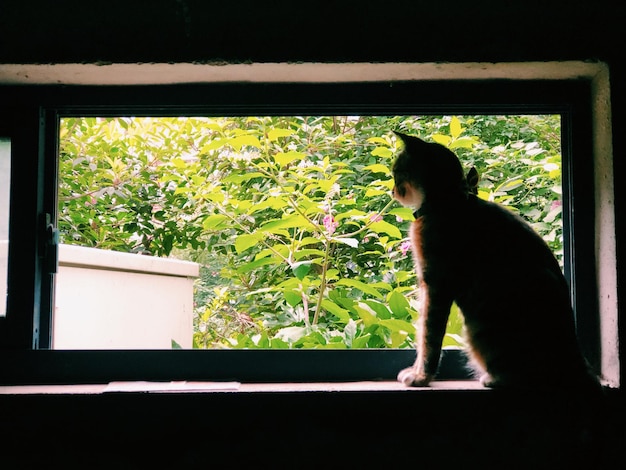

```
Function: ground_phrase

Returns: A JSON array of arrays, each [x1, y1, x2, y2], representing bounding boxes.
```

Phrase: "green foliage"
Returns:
[[58, 114, 563, 349]]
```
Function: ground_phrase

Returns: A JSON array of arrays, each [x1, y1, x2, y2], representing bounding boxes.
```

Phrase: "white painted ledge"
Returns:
[[0, 61, 608, 85]]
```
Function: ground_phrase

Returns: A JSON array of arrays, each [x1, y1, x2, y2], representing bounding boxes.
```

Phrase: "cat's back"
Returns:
[[458, 194, 562, 273]]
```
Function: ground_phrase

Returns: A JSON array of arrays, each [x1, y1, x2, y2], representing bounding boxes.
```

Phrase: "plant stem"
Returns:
[[312, 237, 333, 325]]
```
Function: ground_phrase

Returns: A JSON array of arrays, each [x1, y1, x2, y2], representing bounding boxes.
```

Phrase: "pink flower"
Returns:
[[400, 240, 412, 256], [323, 214, 338, 234], [369, 213, 382, 223]]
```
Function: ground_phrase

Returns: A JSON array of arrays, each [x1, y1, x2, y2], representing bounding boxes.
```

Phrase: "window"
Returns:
[[0, 64, 617, 386], [55, 114, 564, 354]]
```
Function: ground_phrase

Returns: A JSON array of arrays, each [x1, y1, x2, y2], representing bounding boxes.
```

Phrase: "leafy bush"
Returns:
[[58, 114, 562, 349]]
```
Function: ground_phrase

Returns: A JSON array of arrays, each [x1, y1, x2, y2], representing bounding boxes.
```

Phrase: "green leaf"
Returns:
[[293, 249, 326, 259], [291, 261, 312, 280], [365, 188, 387, 197], [344, 319, 357, 347], [496, 179, 524, 193], [362, 299, 391, 319], [222, 172, 265, 183], [432, 134, 451, 147], [321, 299, 351, 323], [388, 290, 410, 318], [449, 137, 476, 149], [379, 318, 415, 334], [363, 163, 390, 175], [274, 151, 306, 167], [352, 334, 371, 348], [352, 302, 378, 326], [450, 116, 463, 139], [336, 279, 383, 299], [335, 209, 367, 222], [284, 289, 302, 307], [332, 237, 359, 248], [268, 128, 295, 141], [260, 214, 309, 233], [230, 135, 262, 150], [371, 147, 393, 158], [237, 257, 281, 274], [317, 175, 339, 193], [367, 137, 389, 145], [202, 214, 228, 230], [235, 233, 262, 254], [388, 207, 415, 221], [170, 157, 187, 169], [369, 220, 402, 239], [201, 139, 229, 152]]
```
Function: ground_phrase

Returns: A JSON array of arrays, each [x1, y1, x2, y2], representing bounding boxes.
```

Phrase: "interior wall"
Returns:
[[0, 1, 624, 466]]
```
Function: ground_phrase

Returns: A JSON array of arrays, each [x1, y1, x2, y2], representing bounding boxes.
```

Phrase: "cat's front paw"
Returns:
[[480, 373, 506, 388], [397, 367, 433, 387], [479, 373, 495, 388]]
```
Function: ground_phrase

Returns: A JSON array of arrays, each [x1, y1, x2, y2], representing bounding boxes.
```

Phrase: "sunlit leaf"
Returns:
[[450, 116, 463, 139], [432, 134, 451, 147], [202, 214, 228, 230], [496, 179, 524, 193], [365, 188, 387, 197], [336, 279, 383, 298], [361, 299, 391, 319], [268, 128, 296, 141], [367, 137, 389, 145], [274, 151, 306, 167], [321, 299, 351, 323], [371, 147, 393, 158], [388, 207, 415, 221], [201, 139, 229, 152], [237, 257, 281, 274], [379, 318, 415, 334], [363, 163, 390, 174], [170, 157, 187, 169], [235, 233, 262, 254], [449, 137, 476, 149], [332, 237, 359, 248], [353, 303, 377, 326], [222, 172, 265, 183], [388, 290, 410, 318], [369, 220, 402, 239], [230, 135, 262, 150], [260, 214, 309, 233]]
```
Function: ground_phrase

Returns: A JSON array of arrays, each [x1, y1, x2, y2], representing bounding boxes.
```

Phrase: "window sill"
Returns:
[[0, 379, 483, 395]]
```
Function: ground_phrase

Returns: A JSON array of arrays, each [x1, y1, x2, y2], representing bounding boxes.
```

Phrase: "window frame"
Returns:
[[0, 79, 600, 385]]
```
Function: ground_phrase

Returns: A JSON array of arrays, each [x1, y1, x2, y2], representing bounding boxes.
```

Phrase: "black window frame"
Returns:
[[0, 80, 598, 385]]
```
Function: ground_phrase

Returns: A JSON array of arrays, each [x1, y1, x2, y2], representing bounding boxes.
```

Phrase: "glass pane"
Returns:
[[56, 116, 562, 349], [0, 138, 10, 317]]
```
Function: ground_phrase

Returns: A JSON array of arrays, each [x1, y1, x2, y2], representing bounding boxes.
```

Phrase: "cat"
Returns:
[[391, 131, 600, 390]]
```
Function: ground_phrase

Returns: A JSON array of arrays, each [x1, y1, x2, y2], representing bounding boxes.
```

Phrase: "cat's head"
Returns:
[[391, 132, 471, 212]]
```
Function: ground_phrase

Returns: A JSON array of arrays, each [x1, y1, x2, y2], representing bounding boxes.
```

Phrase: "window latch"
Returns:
[[43, 213, 59, 274]]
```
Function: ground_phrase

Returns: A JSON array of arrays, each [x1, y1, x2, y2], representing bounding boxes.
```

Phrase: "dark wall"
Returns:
[[1, 0, 624, 64], [1, 1, 624, 468]]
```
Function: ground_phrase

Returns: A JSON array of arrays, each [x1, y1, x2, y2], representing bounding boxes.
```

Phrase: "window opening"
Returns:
[[56, 115, 563, 351]]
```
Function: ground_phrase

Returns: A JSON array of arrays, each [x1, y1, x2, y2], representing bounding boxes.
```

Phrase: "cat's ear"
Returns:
[[466, 166, 479, 195], [393, 131, 409, 145], [393, 131, 426, 146]]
